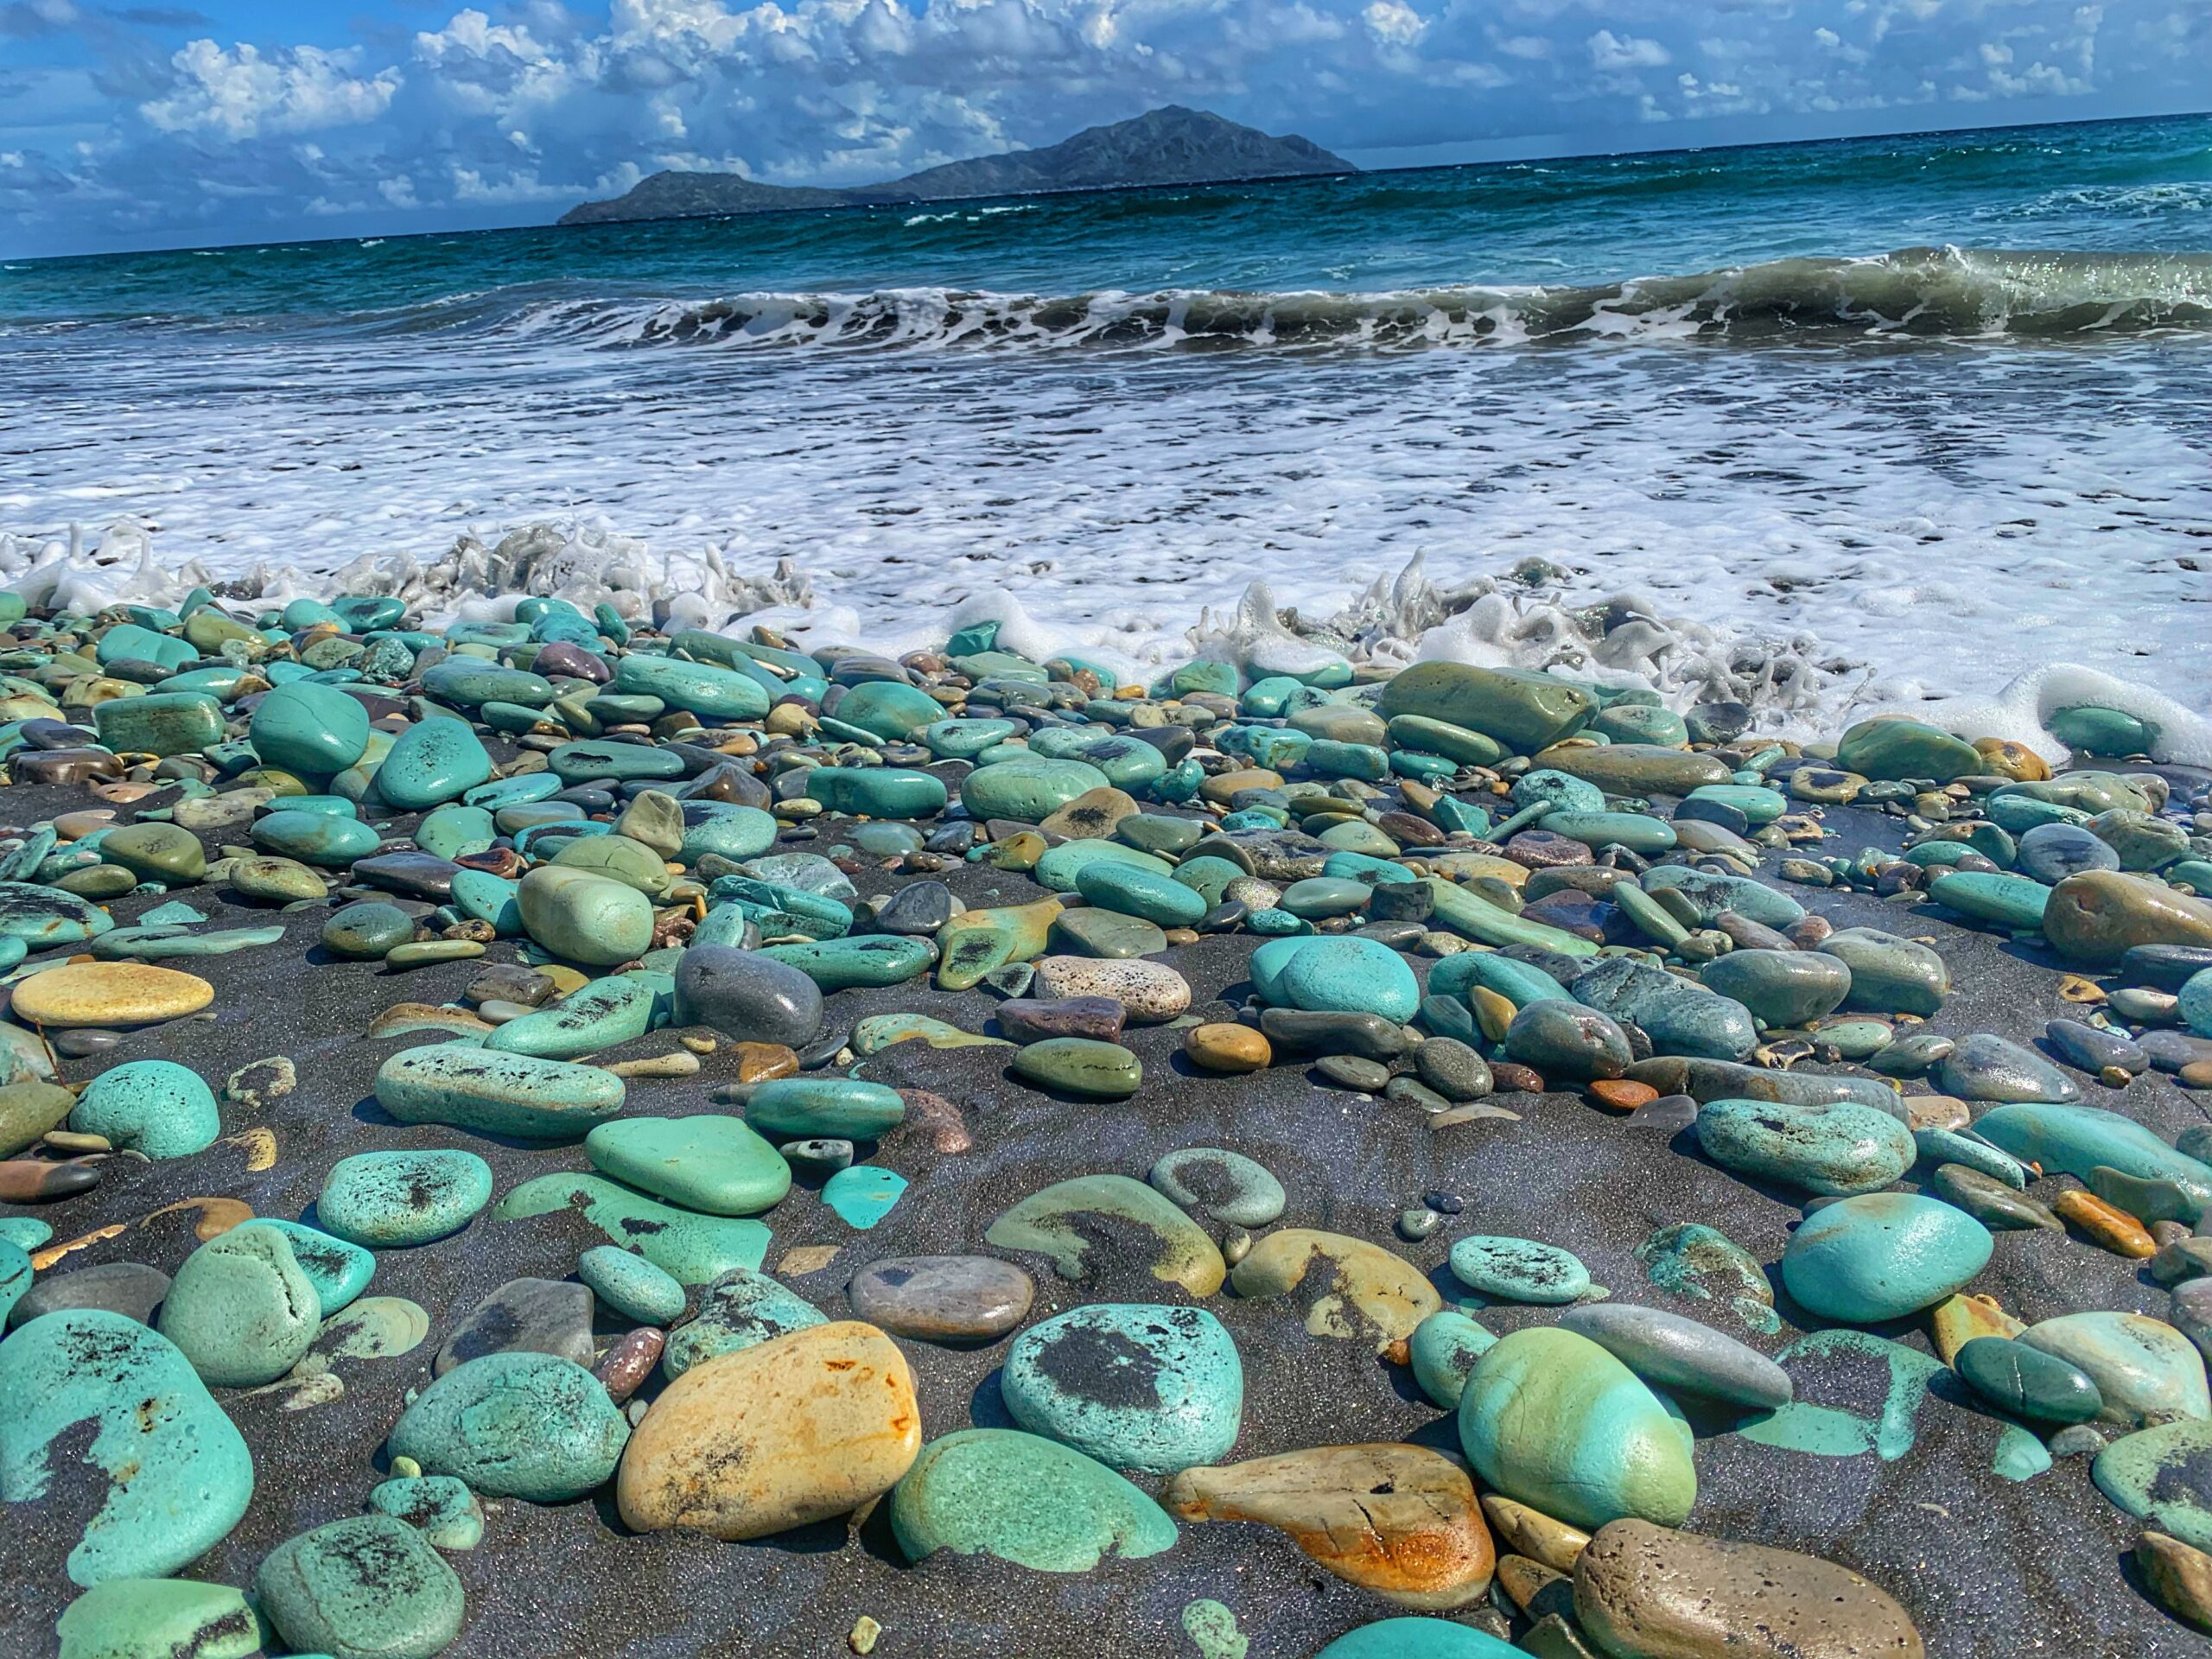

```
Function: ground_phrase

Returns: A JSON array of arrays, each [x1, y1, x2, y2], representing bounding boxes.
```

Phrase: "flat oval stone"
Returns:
[[11, 963, 213, 1028], [156, 1226, 321, 1387], [1266, 935, 1420, 1023], [389, 1351, 628, 1500], [1458, 1326, 1695, 1530], [2044, 869, 2212, 965], [961, 756, 1114, 823], [986, 1174, 1225, 1295], [1780, 1193, 1993, 1324], [493, 1173, 769, 1283], [0, 1310, 253, 1586], [1936, 1033, 2080, 1103], [1011, 1037, 1142, 1098], [435, 1275, 595, 1376], [1030, 955, 1192, 1022], [250, 680, 370, 776], [375, 1043, 625, 1141], [579, 1245, 689, 1326], [889, 1427, 1178, 1572], [1448, 1236, 1591, 1305], [1231, 1229, 1440, 1347], [619, 1320, 920, 1538], [374, 715, 493, 810], [1570, 957, 1757, 1064], [8, 1259, 168, 1330], [0, 880, 113, 947], [1821, 926, 1949, 1016], [586, 1113, 791, 1215], [1974, 1103, 2212, 1192], [1167, 1443, 1496, 1611], [318, 1149, 493, 1247], [321, 900, 416, 959], [744, 1077, 904, 1140], [1409, 1309, 1498, 1407], [53, 1578, 261, 1659], [1148, 1147, 1285, 1227], [516, 865, 655, 966], [1559, 1303, 1792, 1410], [1955, 1335, 2103, 1426], [2018, 1311, 2209, 1427], [1699, 950, 1852, 1028], [253, 808, 382, 867], [1573, 1518, 1924, 1659], [1694, 1097, 1915, 1197], [1001, 1303, 1243, 1472], [1314, 1618, 1520, 1657], [255, 1513, 463, 1659], [849, 1255, 1034, 1343], [68, 1058, 220, 1159], [2096, 1420, 2212, 1549], [675, 945, 823, 1046]]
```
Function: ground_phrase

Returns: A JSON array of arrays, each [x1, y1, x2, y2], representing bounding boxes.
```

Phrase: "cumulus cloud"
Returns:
[[0, 0, 2190, 251]]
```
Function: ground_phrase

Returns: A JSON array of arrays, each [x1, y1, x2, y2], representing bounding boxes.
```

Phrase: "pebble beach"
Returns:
[[3, 588, 2212, 1656]]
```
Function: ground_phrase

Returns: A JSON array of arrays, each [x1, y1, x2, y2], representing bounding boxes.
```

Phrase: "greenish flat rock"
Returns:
[[232, 1218, 374, 1317], [2095, 1420, 2212, 1550], [890, 1428, 1179, 1572], [659, 1265, 826, 1377], [156, 1227, 321, 1387], [374, 715, 493, 810], [823, 1163, 908, 1228], [254, 1514, 464, 1659], [1929, 869, 2053, 931], [1315, 1618, 1521, 1658], [1002, 1303, 1242, 1472], [493, 1173, 770, 1282], [54, 1577, 264, 1659], [1010, 1036, 1143, 1098], [578, 1246, 689, 1325], [1050, 907, 1169, 958], [1375, 663, 1593, 753], [584, 1114, 791, 1216], [482, 971, 662, 1059], [1447, 1236, 1591, 1305], [514, 865, 656, 965], [92, 691, 226, 759], [318, 1150, 494, 1248], [1408, 1309, 1497, 1407], [375, 1043, 625, 1141], [1975, 1104, 2212, 1193], [0, 1310, 254, 1586], [388, 1351, 628, 1500], [253, 809, 380, 867], [961, 755, 1113, 823], [367, 1473, 486, 1551], [0, 880, 115, 945], [1695, 1097, 1915, 1196], [90, 924, 288, 962], [806, 766, 948, 817], [1836, 717, 1981, 783], [1571, 957, 1757, 1063], [760, 934, 936, 989], [986, 1173, 1225, 1294], [743, 1077, 906, 1139]]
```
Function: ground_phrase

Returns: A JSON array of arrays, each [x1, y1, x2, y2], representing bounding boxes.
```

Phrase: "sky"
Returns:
[[2, 0, 2205, 256]]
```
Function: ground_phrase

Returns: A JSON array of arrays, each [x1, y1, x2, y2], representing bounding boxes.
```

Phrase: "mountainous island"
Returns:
[[558, 106, 1357, 227]]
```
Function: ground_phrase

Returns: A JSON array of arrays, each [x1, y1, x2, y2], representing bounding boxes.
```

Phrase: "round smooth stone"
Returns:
[[366, 1473, 487, 1551], [156, 1227, 321, 1387], [1001, 1303, 1243, 1473], [1937, 1033, 2081, 1104], [1558, 1302, 1792, 1410], [68, 1058, 221, 1159], [1147, 1147, 1286, 1227], [579, 1245, 690, 1326], [516, 865, 655, 966], [321, 900, 416, 960], [318, 1150, 493, 1247], [1447, 1236, 1591, 1305], [1183, 1022, 1271, 1073], [1694, 1097, 1915, 1198], [251, 808, 381, 867], [374, 1044, 624, 1141], [1010, 1037, 1142, 1099], [388, 1352, 628, 1500], [228, 855, 327, 905], [889, 1427, 1179, 1571], [99, 823, 206, 886], [961, 756, 1114, 823], [1503, 1000, 1631, 1082], [1408, 1309, 1497, 1408], [585, 1114, 791, 1216], [10, 963, 213, 1028], [1271, 935, 1420, 1023], [1780, 1193, 1993, 1324], [53, 1579, 261, 1659], [1075, 861, 1208, 928], [254, 1514, 464, 1659], [250, 680, 371, 776], [375, 715, 493, 810], [1955, 1335, 2104, 1426], [849, 1255, 1034, 1343], [1699, 950, 1852, 1028], [676, 945, 823, 1046]]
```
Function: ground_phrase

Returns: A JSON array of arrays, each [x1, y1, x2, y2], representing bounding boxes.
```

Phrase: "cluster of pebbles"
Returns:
[[4, 588, 2212, 1657]]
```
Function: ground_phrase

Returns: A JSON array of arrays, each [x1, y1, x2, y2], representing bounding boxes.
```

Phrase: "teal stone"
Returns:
[[1051, 906, 1167, 959], [1780, 1193, 1993, 1324], [375, 1044, 625, 1141], [1010, 1037, 1143, 1099], [516, 866, 656, 965], [157, 1227, 321, 1386], [2050, 704, 2157, 757], [53, 1578, 263, 1659], [253, 809, 380, 867], [1974, 1103, 2212, 1192], [367, 1474, 486, 1551], [388, 1351, 628, 1500], [1033, 838, 1173, 894], [92, 924, 285, 963], [848, 821, 926, 856], [1639, 866, 1805, 930], [1457, 1326, 1696, 1529], [414, 804, 494, 861], [2020, 1311, 2210, 1427], [1385, 715, 1509, 768], [761, 935, 936, 989], [1304, 738, 1389, 781], [259, 792, 355, 817], [92, 691, 226, 758], [659, 1266, 826, 1376], [584, 1114, 791, 1216], [1247, 935, 1308, 1006], [1928, 869, 2052, 931], [1425, 878, 1599, 957], [1320, 850, 1417, 885], [805, 766, 949, 818], [1447, 1236, 1591, 1304], [1686, 783, 1789, 824], [68, 1058, 220, 1159], [2182, 967, 2212, 1038], [891, 1428, 1179, 1571], [1542, 810, 1678, 855], [705, 874, 852, 938], [1076, 861, 1208, 927], [578, 1246, 689, 1325], [921, 717, 1020, 759], [1053, 734, 1167, 791], [743, 1077, 906, 1139], [318, 1150, 493, 1247], [1429, 950, 1570, 1010], [823, 1164, 908, 1229], [485, 972, 662, 1060], [233, 1219, 373, 1316], [0, 1217, 50, 1251], [551, 833, 672, 896], [1315, 1618, 1521, 1658], [1002, 1304, 1241, 1472], [0, 880, 111, 944], [1173, 855, 1249, 906], [1277, 876, 1370, 919], [1822, 927, 1949, 1016], [2095, 1421, 2212, 1548], [250, 682, 370, 777], [1592, 702, 1690, 747], [449, 871, 524, 936], [960, 755, 1112, 823], [374, 717, 492, 810], [1698, 949, 1853, 1027], [832, 678, 943, 740], [1695, 1098, 1915, 1196], [463, 773, 561, 810], [1147, 1148, 1285, 1227], [256, 1515, 465, 1659], [0, 1240, 29, 1326], [1167, 659, 1240, 696], [0, 1311, 253, 1585], [1955, 1336, 2104, 1426], [1408, 1309, 1497, 1407], [96, 623, 195, 671], [547, 741, 685, 785], [1836, 717, 1982, 783], [1915, 1128, 2029, 1190], [1569, 957, 1757, 1063], [493, 1173, 769, 1283], [421, 659, 554, 709], [1268, 935, 1419, 1022], [1223, 724, 1310, 771], [611, 652, 770, 720]]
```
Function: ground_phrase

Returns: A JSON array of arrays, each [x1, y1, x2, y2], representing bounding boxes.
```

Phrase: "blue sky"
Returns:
[[3, 0, 2204, 255]]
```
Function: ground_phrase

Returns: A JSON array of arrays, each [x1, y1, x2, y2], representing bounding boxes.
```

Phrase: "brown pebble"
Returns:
[[898, 1088, 973, 1154], [1184, 1022, 1272, 1074], [1587, 1079, 1657, 1113], [593, 1327, 664, 1402], [0, 1159, 99, 1203], [1903, 1095, 1971, 1132], [2139, 1531, 2212, 1631], [1785, 914, 1834, 948], [1490, 1062, 1545, 1094], [2053, 1190, 2156, 1258], [733, 1042, 800, 1083], [2181, 1060, 2212, 1090], [2155, 1220, 2196, 1249]]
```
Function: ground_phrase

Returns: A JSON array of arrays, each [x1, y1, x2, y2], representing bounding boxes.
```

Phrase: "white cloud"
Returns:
[[1587, 29, 1669, 69], [1363, 0, 1425, 45], [141, 41, 400, 139]]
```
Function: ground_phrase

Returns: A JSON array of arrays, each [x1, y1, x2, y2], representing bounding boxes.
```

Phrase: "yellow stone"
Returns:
[[1478, 1493, 1590, 1573], [1198, 767, 1284, 808], [617, 1321, 920, 1540], [1229, 1229, 1441, 1349], [1972, 737, 2050, 782], [1930, 1292, 2025, 1364], [10, 963, 213, 1028]]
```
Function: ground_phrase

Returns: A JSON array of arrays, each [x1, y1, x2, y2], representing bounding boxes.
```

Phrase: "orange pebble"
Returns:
[[2054, 1189, 2156, 1258], [1588, 1079, 1657, 1113]]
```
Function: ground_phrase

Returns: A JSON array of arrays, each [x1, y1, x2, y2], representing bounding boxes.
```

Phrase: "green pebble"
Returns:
[[254, 1515, 464, 1659], [55, 1579, 264, 1659], [318, 1150, 493, 1247], [387, 1352, 628, 1500], [584, 1114, 791, 1216], [890, 1428, 1179, 1572], [743, 1077, 906, 1139], [69, 1059, 220, 1160], [577, 1246, 689, 1325], [1010, 1037, 1143, 1099]]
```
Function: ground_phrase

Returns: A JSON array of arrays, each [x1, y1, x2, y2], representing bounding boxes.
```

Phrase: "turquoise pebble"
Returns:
[[387, 1352, 629, 1500], [1001, 1304, 1243, 1472], [823, 1164, 908, 1229], [1780, 1192, 1993, 1323], [318, 1150, 493, 1247], [254, 1514, 464, 1659], [1447, 1236, 1591, 1305], [890, 1428, 1179, 1572], [578, 1246, 689, 1325], [68, 1058, 221, 1159], [233, 1218, 375, 1316]]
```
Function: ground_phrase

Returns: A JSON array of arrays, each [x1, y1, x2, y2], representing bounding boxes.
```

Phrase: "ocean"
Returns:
[[4, 112, 2212, 754]]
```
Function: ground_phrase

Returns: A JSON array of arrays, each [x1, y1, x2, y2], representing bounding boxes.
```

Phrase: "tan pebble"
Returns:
[[1230, 1229, 1440, 1349], [1184, 1022, 1270, 1074], [1904, 1095, 1971, 1133], [1470, 986, 1516, 1043], [50, 810, 115, 840], [1496, 1554, 1572, 1616], [848, 1616, 882, 1656], [733, 1042, 800, 1083], [602, 1052, 702, 1079], [10, 963, 213, 1028], [41, 1129, 111, 1153], [777, 1245, 842, 1275], [2058, 975, 2107, 1004], [1481, 1493, 1592, 1573], [2140, 1531, 2212, 1631], [2054, 1189, 2156, 1258], [226, 1128, 279, 1172], [2180, 1060, 2212, 1090], [2101, 1065, 2136, 1089], [678, 1034, 716, 1055], [617, 1321, 920, 1539]]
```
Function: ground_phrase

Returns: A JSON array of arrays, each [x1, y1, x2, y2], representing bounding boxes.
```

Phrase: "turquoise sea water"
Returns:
[[2, 112, 2210, 732]]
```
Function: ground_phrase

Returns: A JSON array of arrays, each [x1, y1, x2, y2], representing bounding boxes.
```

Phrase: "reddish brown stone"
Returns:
[[994, 995, 1126, 1045], [0, 1159, 100, 1203], [899, 1089, 972, 1154], [593, 1327, 664, 1402], [1491, 1062, 1546, 1094]]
